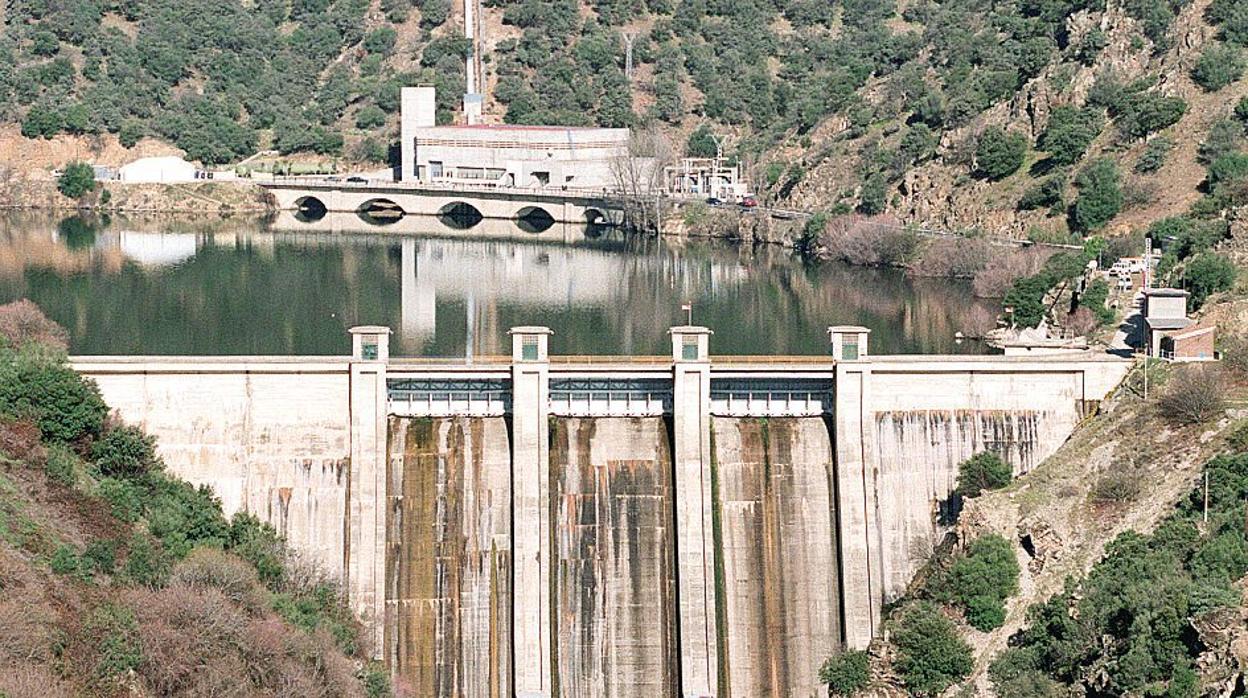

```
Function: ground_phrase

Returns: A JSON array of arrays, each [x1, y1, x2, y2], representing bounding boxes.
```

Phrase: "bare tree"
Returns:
[[1159, 364, 1226, 424], [609, 126, 675, 232]]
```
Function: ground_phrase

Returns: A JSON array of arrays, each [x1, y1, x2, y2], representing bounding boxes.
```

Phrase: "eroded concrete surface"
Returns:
[[386, 416, 511, 697], [711, 417, 841, 698], [549, 417, 680, 698]]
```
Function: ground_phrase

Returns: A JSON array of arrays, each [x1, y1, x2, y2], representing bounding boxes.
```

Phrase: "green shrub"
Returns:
[[272, 580, 361, 654], [83, 539, 117, 575], [1071, 159, 1122, 232], [0, 346, 107, 443], [1135, 136, 1173, 173], [1039, 106, 1102, 165], [98, 477, 144, 522], [121, 533, 172, 588], [687, 124, 718, 157], [1079, 279, 1115, 324], [87, 603, 142, 679], [956, 452, 1012, 497], [227, 512, 286, 589], [1117, 92, 1187, 140], [355, 105, 386, 129], [893, 603, 973, 696], [975, 127, 1028, 179], [1199, 119, 1243, 166], [858, 173, 887, 214], [935, 534, 1020, 631], [1017, 175, 1066, 211], [92, 425, 160, 479], [819, 649, 870, 695], [50, 544, 80, 575], [57, 162, 96, 199], [1193, 43, 1246, 91], [989, 648, 1063, 697], [361, 661, 392, 698], [44, 442, 78, 486], [1183, 253, 1236, 309], [145, 478, 230, 559]]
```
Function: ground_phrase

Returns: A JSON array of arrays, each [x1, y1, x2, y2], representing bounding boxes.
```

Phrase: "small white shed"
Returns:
[[118, 156, 198, 183]]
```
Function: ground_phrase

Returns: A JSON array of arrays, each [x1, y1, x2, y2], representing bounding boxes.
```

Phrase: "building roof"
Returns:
[[1165, 318, 1216, 341], [1145, 317, 1193, 330], [1144, 288, 1189, 297]]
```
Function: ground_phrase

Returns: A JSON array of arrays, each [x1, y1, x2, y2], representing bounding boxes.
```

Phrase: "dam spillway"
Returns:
[[70, 325, 1130, 697]]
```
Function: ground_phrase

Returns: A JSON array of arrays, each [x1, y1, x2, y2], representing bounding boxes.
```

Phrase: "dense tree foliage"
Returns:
[[818, 650, 870, 695], [57, 161, 96, 199], [975, 127, 1028, 180], [932, 534, 1020, 631], [1005, 452, 1248, 695], [1071, 159, 1122, 232], [893, 603, 973, 695], [5, 0, 439, 163], [955, 452, 1012, 497]]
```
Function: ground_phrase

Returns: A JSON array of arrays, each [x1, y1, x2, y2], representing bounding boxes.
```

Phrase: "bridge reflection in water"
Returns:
[[0, 211, 1001, 358]]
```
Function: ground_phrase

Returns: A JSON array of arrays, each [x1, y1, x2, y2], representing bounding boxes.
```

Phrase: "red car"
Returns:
[[739, 196, 758, 208]]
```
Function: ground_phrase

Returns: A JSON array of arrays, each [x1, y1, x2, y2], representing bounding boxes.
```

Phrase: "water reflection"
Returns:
[[0, 212, 998, 357]]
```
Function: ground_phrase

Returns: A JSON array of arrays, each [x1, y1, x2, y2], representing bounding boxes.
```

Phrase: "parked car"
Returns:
[[346, 176, 368, 184], [705, 197, 723, 207], [739, 196, 758, 208]]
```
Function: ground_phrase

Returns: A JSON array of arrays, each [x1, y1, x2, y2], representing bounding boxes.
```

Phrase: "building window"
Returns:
[[362, 341, 379, 360], [682, 338, 699, 361], [430, 161, 444, 178], [843, 341, 858, 361], [522, 337, 539, 361]]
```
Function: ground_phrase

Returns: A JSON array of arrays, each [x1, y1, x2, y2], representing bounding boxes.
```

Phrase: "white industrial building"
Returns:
[[398, 86, 630, 190], [118, 156, 198, 183]]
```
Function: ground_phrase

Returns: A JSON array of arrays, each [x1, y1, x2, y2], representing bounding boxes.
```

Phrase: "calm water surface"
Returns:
[[0, 212, 998, 357]]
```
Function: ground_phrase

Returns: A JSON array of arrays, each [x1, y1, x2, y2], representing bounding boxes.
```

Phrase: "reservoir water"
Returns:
[[0, 212, 998, 356]]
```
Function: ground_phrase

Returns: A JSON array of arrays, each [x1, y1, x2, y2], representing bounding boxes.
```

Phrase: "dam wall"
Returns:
[[71, 326, 1131, 697], [550, 417, 679, 697], [386, 416, 511, 696], [710, 417, 839, 698]]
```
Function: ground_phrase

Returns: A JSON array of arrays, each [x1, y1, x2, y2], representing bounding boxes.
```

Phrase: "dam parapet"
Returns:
[[71, 326, 1130, 697]]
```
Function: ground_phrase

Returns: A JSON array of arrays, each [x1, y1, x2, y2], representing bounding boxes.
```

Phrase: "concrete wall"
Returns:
[[833, 356, 1130, 647], [711, 417, 840, 698], [73, 358, 353, 581], [386, 416, 511, 697], [550, 417, 679, 697], [73, 349, 1130, 696]]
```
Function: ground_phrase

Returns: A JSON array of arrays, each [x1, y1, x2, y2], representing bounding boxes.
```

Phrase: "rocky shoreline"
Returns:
[[0, 177, 274, 215]]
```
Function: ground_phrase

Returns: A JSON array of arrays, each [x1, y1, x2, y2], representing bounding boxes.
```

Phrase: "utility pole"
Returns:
[[622, 33, 635, 80]]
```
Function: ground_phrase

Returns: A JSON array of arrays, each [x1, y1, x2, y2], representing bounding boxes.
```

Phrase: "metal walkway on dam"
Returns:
[[70, 325, 1130, 698]]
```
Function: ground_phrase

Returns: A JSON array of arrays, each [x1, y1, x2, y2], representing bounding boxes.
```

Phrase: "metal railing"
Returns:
[[710, 391, 831, 417], [388, 389, 510, 416]]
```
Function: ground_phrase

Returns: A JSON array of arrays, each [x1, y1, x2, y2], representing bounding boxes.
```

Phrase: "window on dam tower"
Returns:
[[682, 337, 698, 361]]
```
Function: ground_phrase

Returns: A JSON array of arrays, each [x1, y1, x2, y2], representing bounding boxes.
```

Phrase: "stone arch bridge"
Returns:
[[260, 180, 625, 229]]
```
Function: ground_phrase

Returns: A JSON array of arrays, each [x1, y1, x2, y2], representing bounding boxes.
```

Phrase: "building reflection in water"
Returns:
[[0, 212, 998, 357]]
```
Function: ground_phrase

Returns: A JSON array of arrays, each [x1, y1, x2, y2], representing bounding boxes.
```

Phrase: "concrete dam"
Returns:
[[71, 325, 1129, 698]]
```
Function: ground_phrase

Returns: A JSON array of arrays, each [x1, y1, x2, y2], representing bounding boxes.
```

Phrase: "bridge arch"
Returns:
[[356, 198, 406, 226], [516, 205, 555, 234], [293, 196, 328, 223], [437, 201, 483, 229]]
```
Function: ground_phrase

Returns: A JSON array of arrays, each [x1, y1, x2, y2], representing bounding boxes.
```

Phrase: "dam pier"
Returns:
[[71, 325, 1129, 698]]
